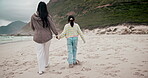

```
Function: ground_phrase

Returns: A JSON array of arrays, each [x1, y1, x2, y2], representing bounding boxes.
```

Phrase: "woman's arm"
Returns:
[[48, 16, 58, 35]]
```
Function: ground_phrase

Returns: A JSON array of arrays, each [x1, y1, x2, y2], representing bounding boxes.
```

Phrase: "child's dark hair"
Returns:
[[68, 15, 75, 27]]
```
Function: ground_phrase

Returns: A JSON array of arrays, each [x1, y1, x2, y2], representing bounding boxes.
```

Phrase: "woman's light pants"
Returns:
[[36, 40, 51, 73], [67, 37, 78, 64]]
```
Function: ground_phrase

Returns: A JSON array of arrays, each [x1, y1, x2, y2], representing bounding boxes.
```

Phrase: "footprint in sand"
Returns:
[[137, 69, 141, 71], [143, 70, 148, 73], [78, 53, 82, 55], [23, 68, 30, 71], [74, 72, 81, 75], [81, 67, 91, 71], [20, 53, 24, 55], [49, 70, 62, 74], [86, 54, 100, 59], [60, 67, 66, 70], [56, 72, 62, 74], [104, 66, 114, 70], [80, 76, 87, 78], [104, 72, 118, 77], [131, 67, 137, 70], [112, 63, 120, 66], [131, 63, 134, 64], [22, 61, 28, 66], [114, 56, 121, 58], [114, 52, 118, 54], [109, 73, 118, 77], [107, 54, 111, 55], [7, 68, 9, 70], [64, 75, 69, 78], [133, 72, 144, 76], [0, 64, 3, 67], [105, 58, 109, 59], [5, 72, 15, 78], [138, 65, 144, 67], [119, 58, 128, 62], [142, 61, 148, 63], [100, 64, 105, 66], [19, 72, 23, 74], [112, 70, 120, 73], [6, 75, 14, 78], [108, 62, 112, 64], [52, 63, 60, 67], [3, 69, 6, 71], [8, 72, 14, 75], [62, 57, 67, 60]]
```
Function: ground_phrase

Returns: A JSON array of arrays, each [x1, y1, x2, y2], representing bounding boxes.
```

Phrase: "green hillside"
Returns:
[[47, 0, 148, 29]]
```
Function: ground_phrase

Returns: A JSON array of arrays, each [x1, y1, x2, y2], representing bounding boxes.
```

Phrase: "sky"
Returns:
[[0, 0, 50, 26]]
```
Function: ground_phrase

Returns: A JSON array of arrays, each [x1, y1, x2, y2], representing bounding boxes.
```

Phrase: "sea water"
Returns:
[[0, 36, 33, 44]]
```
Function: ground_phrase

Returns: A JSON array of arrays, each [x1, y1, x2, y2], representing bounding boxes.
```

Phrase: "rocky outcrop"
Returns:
[[84, 25, 148, 35]]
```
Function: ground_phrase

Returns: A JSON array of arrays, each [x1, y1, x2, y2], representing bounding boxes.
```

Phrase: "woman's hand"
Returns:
[[84, 41, 86, 43], [56, 35, 59, 39]]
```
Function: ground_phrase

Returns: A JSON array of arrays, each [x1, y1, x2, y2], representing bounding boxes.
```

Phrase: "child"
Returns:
[[58, 15, 85, 68]]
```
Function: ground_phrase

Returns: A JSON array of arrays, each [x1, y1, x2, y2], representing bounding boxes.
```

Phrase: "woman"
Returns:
[[58, 15, 85, 68], [30, 2, 58, 75]]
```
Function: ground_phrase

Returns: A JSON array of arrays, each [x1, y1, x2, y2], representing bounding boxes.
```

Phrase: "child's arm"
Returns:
[[59, 25, 66, 39], [77, 25, 86, 43]]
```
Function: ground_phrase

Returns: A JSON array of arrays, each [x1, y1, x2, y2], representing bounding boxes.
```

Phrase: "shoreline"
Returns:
[[0, 34, 148, 45], [0, 39, 32, 45], [0, 36, 33, 45]]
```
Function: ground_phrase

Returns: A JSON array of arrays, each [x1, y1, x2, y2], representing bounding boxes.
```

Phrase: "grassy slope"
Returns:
[[47, 0, 148, 30]]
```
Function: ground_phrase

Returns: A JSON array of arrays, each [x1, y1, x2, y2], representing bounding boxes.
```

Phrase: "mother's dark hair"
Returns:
[[37, 1, 50, 28]]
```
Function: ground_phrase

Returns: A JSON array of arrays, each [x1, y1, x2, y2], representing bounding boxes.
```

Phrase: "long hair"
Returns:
[[37, 2, 49, 28], [68, 15, 75, 27]]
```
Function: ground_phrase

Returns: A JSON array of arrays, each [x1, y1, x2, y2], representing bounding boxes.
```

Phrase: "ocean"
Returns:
[[0, 36, 33, 44]]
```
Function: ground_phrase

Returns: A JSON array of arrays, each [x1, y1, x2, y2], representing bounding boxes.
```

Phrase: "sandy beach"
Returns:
[[0, 34, 148, 78]]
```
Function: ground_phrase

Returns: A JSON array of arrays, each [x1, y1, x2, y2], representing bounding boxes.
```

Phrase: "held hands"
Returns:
[[83, 41, 86, 43], [55, 35, 60, 40]]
